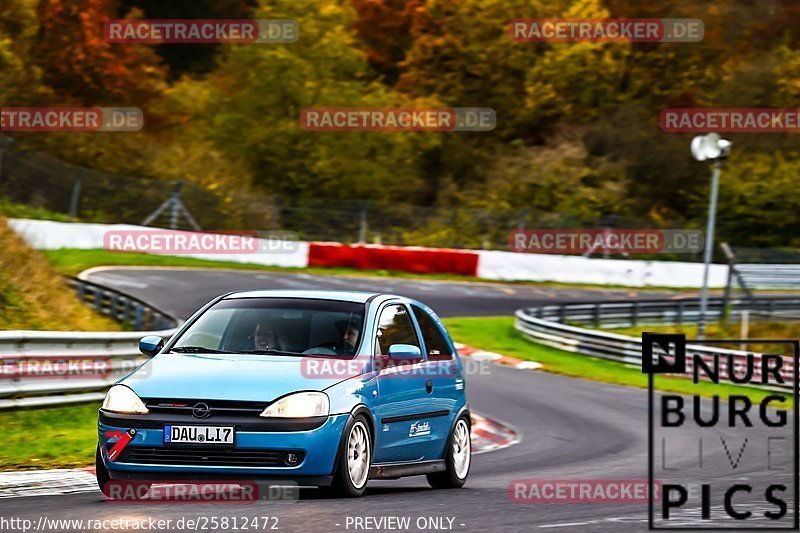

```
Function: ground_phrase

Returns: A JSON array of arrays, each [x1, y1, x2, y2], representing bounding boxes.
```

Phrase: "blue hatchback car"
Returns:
[[97, 290, 470, 497]]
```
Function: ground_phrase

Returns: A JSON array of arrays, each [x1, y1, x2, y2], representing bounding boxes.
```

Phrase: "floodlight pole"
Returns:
[[696, 160, 721, 339]]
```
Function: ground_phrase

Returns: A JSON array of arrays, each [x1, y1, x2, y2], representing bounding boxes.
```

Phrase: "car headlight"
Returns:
[[260, 392, 329, 418], [102, 385, 149, 415]]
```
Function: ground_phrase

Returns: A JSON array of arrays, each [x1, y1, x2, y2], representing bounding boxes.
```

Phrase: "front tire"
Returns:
[[96, 445, 150, 500], [96, 445, 113, 497], [427, 416, 470, 489], [329, 415, 372, 497]]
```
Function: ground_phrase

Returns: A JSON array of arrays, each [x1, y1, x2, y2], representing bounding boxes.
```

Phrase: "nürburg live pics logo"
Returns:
[[644, 333, 799, 530]]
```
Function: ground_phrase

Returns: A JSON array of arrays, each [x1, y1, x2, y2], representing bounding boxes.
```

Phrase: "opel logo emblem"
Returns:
[[192, 402, 211, 419]]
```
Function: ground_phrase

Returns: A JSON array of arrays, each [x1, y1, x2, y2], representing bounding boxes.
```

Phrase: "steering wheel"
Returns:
[[302, 347, 337, 355]]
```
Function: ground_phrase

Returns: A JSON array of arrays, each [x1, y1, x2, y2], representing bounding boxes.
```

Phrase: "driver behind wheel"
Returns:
[[253, 323, 282, 351]]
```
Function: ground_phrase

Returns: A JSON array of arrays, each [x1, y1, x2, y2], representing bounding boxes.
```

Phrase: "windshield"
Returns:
[[171, 298, 366, 357]]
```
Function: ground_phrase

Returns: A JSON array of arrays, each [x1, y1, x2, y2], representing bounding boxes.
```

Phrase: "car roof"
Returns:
[[222, 289, 386, 304]]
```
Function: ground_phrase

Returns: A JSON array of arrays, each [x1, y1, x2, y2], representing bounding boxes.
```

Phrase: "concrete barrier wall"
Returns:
[[476, 249, 729, 288], [10, 218, 729, 288], [8, 218, 309, 268]]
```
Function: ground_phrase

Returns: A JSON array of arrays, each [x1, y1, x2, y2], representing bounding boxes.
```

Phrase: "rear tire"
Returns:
[[329, 415, 372, 497], [427, 416, 470, 489]]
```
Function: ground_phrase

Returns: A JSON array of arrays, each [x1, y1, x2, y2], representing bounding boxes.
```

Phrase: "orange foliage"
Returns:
[[349, 0, 424, 83], [35, 0, 165, 106]]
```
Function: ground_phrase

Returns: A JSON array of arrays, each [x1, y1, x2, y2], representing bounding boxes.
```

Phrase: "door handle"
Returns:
[[425, 379, 433, 394]]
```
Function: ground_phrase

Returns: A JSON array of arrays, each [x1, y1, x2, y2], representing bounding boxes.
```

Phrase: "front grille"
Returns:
[[119, 446, 304, 467], [144, 399, 266, 418]]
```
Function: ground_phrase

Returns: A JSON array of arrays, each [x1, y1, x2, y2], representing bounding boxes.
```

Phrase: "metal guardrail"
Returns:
[[735, 264, 800, 290], [0, 330, 176, 409], [524, 296, 800, 328], [69, 277, 179, 331], [0, 281, 180, 410], [515, 296, 800, 390]]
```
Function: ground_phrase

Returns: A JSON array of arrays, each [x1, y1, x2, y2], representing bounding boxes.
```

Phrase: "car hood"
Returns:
[[121, 353, 356, 403]]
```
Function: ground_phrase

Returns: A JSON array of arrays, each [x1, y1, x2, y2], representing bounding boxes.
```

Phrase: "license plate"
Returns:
[[164, 425, 235, 445]]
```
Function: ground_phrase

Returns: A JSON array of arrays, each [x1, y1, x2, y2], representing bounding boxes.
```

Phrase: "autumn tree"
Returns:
[[348, 0, 422, 85], [0, 0, 51, 106], [35, 0, 166, 106], [119, 0, 258, 78], [167, 0, 442, 203]]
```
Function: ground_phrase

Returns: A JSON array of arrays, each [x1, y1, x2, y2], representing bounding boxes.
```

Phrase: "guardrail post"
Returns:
[[94, 288, 105, 312], [632, 302, 639, 327], [134, 304, 143, 330], [108, 292, 118, 320], [122, 297, 131, 324], [594, 304, 601, 328], [559, 306, 566, 324]]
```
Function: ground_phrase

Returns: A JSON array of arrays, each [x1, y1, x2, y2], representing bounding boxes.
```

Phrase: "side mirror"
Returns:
[[139, 335, 164, 357], [387, 344, 422, 361]]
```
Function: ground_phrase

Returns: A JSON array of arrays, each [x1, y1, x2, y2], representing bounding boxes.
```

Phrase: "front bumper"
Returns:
[[98, 413, 349, 483]]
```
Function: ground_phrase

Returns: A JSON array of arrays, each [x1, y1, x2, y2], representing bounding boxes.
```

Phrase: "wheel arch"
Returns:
[[453, 405, 471, 430], [329, 404, 375, 477]]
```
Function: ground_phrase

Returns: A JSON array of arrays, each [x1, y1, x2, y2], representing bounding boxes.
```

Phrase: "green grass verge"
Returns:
[[443, 316, 792, 407], [44, 248, 695, 291], [46, 248, 469, 280], [0, 403, 100, 470], [0, 218, 120, 331], [605, 321, 799, 345], [0, 199, 72, 222]]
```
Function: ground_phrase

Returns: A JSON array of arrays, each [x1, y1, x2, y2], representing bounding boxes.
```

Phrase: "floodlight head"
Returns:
[[717, 139, 732, 159], [691, 133, 732, 162]]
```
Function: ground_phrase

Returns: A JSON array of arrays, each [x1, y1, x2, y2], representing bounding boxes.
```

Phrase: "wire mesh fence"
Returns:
[[0, 136, 794, 260]]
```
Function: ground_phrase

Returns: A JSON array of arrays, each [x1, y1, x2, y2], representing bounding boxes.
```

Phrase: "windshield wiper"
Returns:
[[170, 346, 232, 354], [240, 349, 308, 357]]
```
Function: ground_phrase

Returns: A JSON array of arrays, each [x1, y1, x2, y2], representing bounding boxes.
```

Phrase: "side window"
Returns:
[[376, 304, 419, 355], [412, 306, 453, 361]]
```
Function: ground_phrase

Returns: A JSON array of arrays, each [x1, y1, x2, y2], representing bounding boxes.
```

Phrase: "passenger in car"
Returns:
[[335, 321, 361, 356]]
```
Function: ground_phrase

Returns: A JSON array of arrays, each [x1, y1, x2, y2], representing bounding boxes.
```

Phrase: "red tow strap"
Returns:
[[107, 429, 136, 462]]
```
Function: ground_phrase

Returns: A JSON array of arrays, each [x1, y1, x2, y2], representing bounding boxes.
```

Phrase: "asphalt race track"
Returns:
[[2, 269, 786, 532], [79, 266, 693, 319]]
